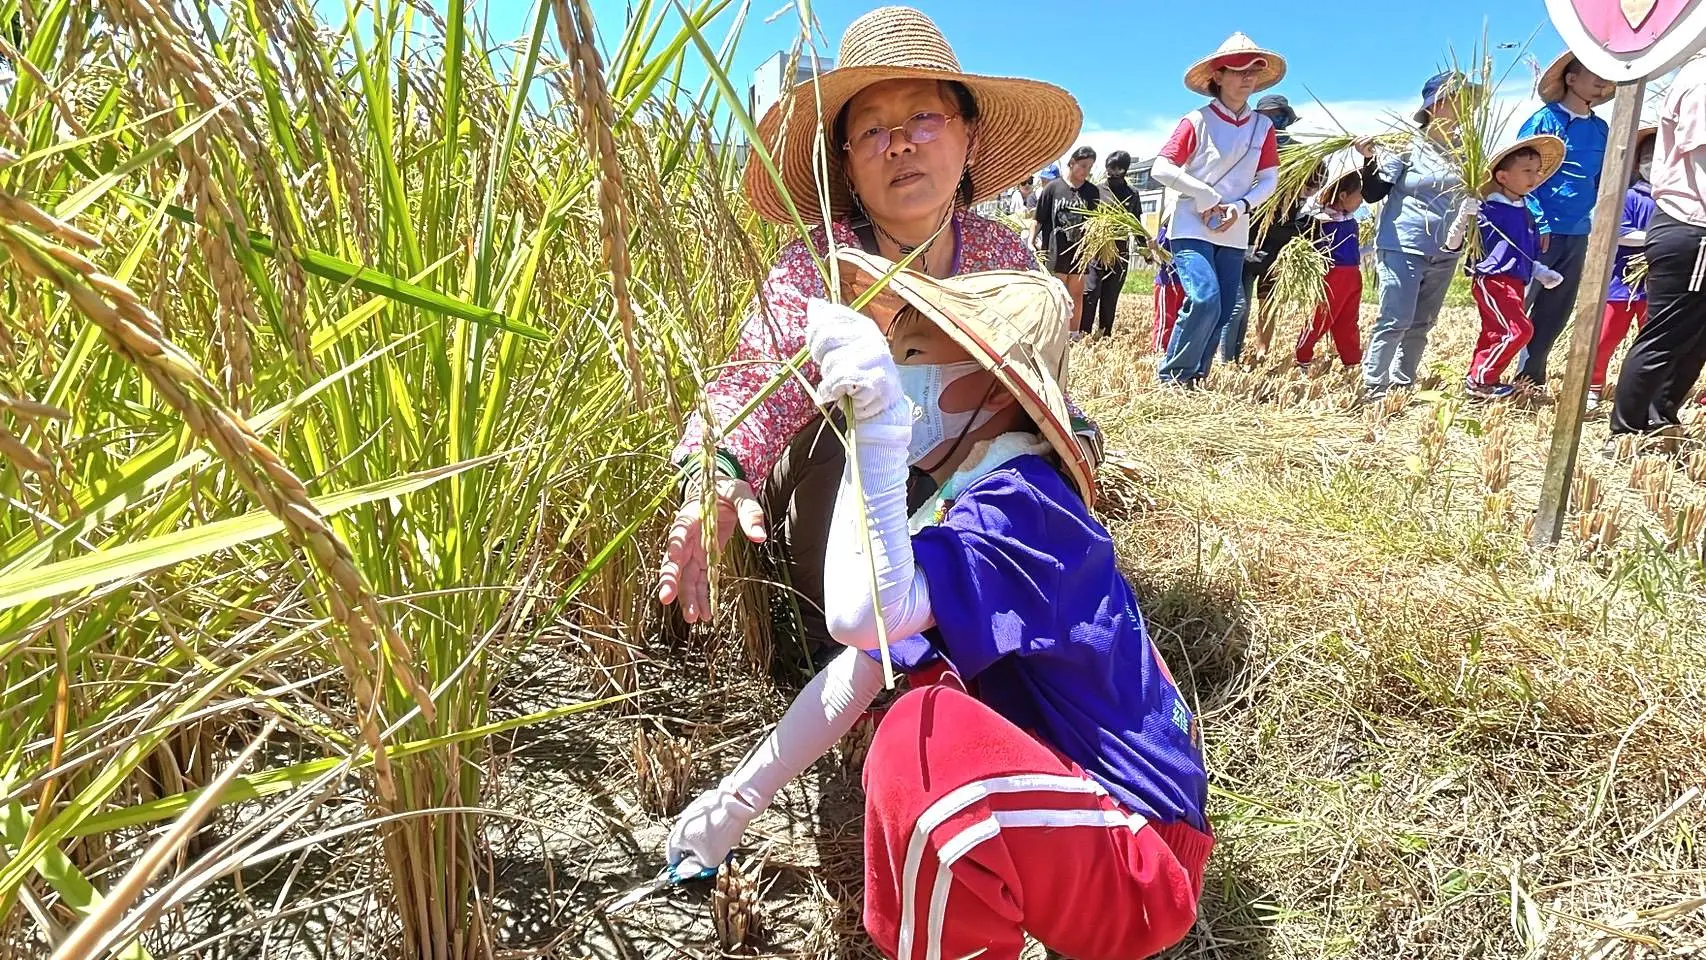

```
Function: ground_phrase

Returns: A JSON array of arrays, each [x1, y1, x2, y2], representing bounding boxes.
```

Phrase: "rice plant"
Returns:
[[1079, 199, 1156, 269], [1266, 236, 1330, 319], [0, 0, 768, 956]]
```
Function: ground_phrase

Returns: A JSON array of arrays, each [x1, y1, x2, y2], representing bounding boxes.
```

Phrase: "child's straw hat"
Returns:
[[1183, 33, 1286, 97], [832, 247, 1096, 504], [744, 6, 1081, 226], [1479, 134, 1566, 198]]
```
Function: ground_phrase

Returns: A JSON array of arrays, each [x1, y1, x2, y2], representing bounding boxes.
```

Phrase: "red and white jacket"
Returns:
[[1152, 101, 1280, 249]]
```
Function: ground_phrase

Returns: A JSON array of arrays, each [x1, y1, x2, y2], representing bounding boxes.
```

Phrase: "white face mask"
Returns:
[[1639, 159, 1652, 181], [894, 360, 996, 467]]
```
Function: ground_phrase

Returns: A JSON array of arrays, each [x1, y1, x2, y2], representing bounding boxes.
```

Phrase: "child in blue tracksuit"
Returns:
[[1445, 135, 1566, 398], [1514, 51, 1615, 388], [668, 250, 1212, 960]]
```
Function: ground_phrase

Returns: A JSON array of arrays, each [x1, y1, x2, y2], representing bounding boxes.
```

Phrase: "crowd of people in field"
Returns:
[[1000, 40, 1706, 439], [653, 7, 1706, 958]]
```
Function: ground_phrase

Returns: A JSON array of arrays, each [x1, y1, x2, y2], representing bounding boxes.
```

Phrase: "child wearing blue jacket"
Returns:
[[1443, 135, 1567, 399], [1513, 51, 1615, 388]]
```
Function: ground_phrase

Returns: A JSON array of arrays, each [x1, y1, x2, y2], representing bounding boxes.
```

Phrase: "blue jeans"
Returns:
[[1516, 232, 1589, 385], [1161, 238, 1247, 383], [1363, 248, 1461, 391]]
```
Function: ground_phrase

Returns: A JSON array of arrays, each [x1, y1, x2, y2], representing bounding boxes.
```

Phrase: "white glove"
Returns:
[[806, 299, 905, 424], [1534, 265, 1564, 289], [666, 648, 887, 874], [666, 782, 759, 877], [1444, 198, 1481, 252]]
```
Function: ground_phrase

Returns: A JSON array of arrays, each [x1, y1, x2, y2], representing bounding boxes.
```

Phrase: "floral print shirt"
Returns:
[[674, 211, 1038, 487]]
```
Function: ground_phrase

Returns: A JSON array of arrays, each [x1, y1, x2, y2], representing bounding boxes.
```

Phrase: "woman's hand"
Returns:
[[1201, 203, 1240, 233], [1353, 137, 1377, 159], [658, 477, 766, 623]]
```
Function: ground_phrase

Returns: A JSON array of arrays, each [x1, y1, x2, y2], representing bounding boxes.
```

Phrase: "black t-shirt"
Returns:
[[1104, 177, 1144, 261], [1036, 178, 1100, 271]]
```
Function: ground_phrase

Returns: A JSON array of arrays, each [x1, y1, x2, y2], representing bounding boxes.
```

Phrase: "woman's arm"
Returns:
[[1150, 117, 1221, 207], [666, 646, 885, 874], [672, 236, 832, 484]]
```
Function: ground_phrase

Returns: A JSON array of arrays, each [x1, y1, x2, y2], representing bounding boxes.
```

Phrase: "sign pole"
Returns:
[[1530, 78, 1647, 546]]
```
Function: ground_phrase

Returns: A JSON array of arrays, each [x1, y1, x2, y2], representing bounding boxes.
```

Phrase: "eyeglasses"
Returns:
[[844, 113, 958, 159]]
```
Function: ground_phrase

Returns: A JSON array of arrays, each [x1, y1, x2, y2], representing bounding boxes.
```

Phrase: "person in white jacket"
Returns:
[[1149, 33, 1284, 385]]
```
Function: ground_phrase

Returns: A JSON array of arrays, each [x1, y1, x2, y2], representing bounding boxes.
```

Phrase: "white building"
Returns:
[[748, 50, 836, 126]]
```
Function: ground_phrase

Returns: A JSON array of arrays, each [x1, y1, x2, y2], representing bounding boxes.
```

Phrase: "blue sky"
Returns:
[[319, 0, 1582, 158]]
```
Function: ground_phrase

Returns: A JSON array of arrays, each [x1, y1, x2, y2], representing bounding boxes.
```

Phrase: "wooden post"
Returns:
[[1530, 79, 1647, 546]]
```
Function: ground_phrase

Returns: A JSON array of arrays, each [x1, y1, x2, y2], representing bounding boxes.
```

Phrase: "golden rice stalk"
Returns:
[[1686, 449, 1706, 485], [1255, 132, 1408, 238], [554, 0, 644, 406], [713, 855, 763, 951], [1079, 200, 1155, 269], [1620, 253, 1649, 298], [1573, 469, 1603, 514], [1479, 423, 1511, 493], [631, 727, 694, 816], [0, 206, 436, 800], [1574, 505, 1623, 556], [1667, 498, 1706, 554], [1268, 237, 1329, 318], [0, 421, 52, 476]]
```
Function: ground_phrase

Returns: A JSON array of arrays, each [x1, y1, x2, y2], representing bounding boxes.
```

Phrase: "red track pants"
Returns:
[[1591, 299, 1648, 393], [1151, 281, 1184, 353], [862, 684, 1214, 960], [1295, 265, 1364, 366], [1469, 274, 1534, 387]]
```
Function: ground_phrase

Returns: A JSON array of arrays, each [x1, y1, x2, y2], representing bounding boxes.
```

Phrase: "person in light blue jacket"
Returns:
[[1360, 71, 1482, 399], [1512, 51, 1615, 389]]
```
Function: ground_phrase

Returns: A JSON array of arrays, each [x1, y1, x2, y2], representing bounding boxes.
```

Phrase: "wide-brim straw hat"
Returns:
[[831, 247, 1096, 505], [1479, 134, 1566, 198], [1536, 51, 1612, 105], [744, 6, 1082, 226], [1636, 125, 1658, 154], [1183, 33, 1286, 97]]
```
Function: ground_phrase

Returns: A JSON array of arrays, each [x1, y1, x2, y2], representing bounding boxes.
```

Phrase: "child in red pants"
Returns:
[[1444, 135, 1567, 399], [668, 248, 1212, 960], [1151, 224, 1185, 352], [1293, 161, 1366, 368], [1589, 126, 1658, 410]]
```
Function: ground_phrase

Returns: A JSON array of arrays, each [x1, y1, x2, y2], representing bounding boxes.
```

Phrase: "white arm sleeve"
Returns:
[[821, 412, 935, 650], [1619, 231, 1647, 247], [1150, 155, 1223, 208], [724, 646, 887, 812], [1238, 165, 1279, 211]]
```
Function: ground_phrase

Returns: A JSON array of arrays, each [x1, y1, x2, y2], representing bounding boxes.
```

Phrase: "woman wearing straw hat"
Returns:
[[669, 248, 1211, 960], [1151, 33, 1285, 385], [659, 6, 1093, 664], [1513, 51, 1615, 391], [1360, 71, 1482, 399]]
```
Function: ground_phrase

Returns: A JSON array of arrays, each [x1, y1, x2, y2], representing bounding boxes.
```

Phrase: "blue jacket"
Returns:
[[1610, 181, 1656, 302], [1519, 102, 1609, 236]]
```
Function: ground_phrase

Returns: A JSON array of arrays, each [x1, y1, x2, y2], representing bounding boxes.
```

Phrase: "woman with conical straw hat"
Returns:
[[1151, 32, 1287, 386], [657, 6, 1101, 665]]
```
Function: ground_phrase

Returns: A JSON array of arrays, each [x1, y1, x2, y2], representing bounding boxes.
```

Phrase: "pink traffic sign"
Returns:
[[1548, 0, 1706, 80]]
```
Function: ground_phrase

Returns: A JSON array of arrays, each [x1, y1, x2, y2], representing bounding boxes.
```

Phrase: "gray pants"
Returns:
[[1363, 248, 1461, 391]]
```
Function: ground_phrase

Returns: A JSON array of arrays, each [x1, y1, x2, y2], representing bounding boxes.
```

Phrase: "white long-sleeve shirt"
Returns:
[[1151, 101, 1280, 249]]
